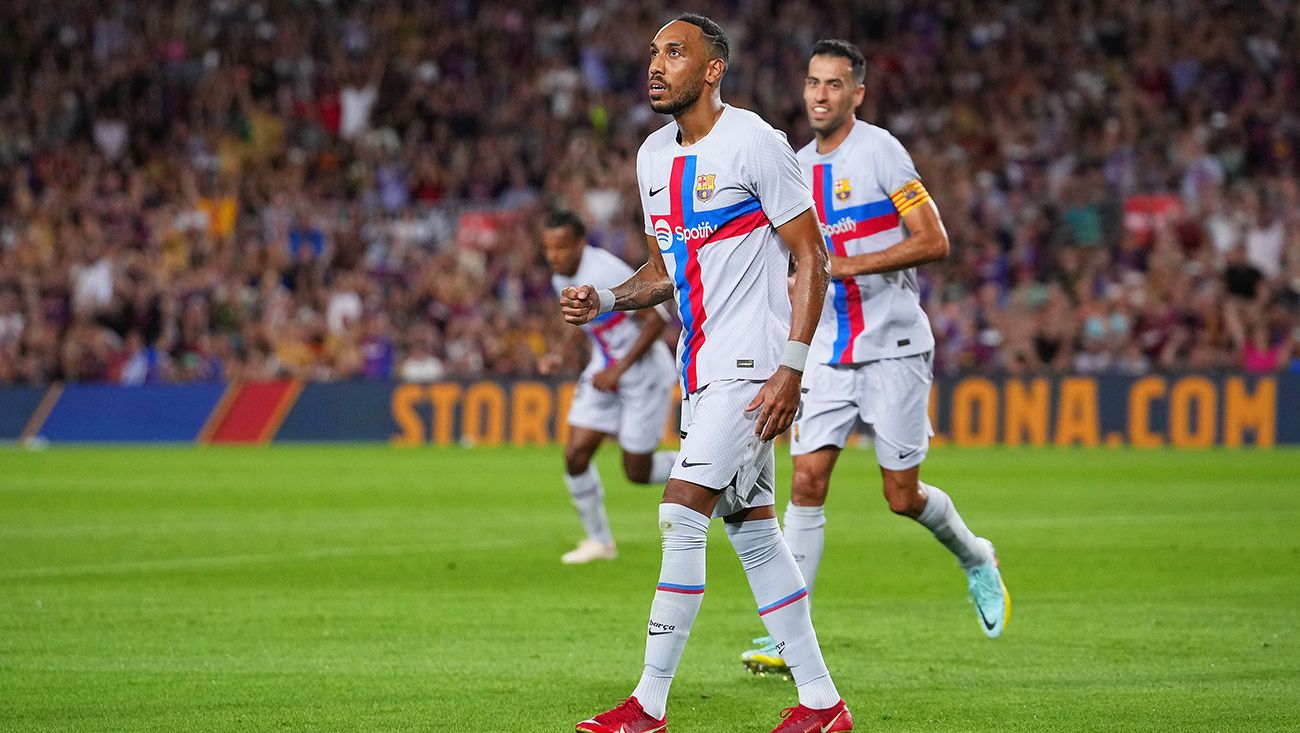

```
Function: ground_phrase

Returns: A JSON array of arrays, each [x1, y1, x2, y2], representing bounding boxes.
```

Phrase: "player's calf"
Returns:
[[622, 450, 653, 483], [880, 468, 926, 518], [623, 449, 678, 485]]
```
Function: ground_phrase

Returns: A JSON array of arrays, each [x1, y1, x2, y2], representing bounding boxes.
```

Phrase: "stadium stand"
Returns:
[[0, 0, 1297, 385]]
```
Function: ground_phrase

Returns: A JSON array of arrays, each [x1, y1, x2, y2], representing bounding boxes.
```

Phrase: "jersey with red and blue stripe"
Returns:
[[552, 245, 672, 379], [638, 105, 815, 395], [797, 120, 935, 365]]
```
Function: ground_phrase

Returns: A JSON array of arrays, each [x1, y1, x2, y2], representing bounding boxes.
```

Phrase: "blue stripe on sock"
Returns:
[[656, 582, 705, 592], [757, 587, 808, 615]]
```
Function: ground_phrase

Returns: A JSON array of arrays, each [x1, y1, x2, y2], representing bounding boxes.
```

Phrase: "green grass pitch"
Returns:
[[2, 445, 1298, 732]]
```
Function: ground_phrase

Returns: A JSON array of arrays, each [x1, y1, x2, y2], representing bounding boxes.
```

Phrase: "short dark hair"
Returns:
[[544, 209, 586, 239], [675, 13, 730, 65], [811, 39, 866, 84]]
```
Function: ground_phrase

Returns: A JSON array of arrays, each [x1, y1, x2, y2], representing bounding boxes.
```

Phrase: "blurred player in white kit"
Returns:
[[540, 209, 678, 565]]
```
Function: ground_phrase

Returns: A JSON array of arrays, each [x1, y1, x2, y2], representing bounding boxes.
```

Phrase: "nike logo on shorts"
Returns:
[[680, 458, 711, 468]]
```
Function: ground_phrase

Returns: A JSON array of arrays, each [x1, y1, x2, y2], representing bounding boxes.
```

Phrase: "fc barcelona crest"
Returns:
[[695, 174, 716, 202], [834, 178, 852, 202]]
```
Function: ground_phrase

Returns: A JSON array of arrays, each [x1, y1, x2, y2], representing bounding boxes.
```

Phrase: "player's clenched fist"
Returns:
[[560, 284, 599, 325]]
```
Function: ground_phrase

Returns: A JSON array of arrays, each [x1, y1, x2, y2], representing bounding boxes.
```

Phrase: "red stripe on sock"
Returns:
[[757, 589, 808, 616]]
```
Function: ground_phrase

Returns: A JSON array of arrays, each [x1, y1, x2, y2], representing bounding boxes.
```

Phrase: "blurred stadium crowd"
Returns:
[[1, 0, 1298, 385]]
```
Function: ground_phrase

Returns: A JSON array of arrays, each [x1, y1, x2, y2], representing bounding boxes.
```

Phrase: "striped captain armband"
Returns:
[[890, 179, 931, 216]]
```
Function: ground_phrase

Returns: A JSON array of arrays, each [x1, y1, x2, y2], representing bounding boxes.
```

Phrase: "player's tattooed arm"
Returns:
[[610, 239, 676, 310], [830, 198, 950, 278], [559, 236, 675, 325]]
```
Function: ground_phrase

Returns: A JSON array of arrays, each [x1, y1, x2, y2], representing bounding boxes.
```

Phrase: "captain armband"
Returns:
[[890, 179, 931, 216]]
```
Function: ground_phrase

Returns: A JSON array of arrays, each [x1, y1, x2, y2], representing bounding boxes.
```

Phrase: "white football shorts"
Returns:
[[566, 352, 676, 454], [791, 353, 933, 471], [671, 379, 776, 519]]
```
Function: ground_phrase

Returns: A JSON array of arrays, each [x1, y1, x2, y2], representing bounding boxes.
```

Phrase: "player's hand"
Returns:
[[745, 366, 803, 442], [537, 353, 562, 375], [591, 365, 624, 392], [828, 255, 854, 279], [560, 284, 599, 325]]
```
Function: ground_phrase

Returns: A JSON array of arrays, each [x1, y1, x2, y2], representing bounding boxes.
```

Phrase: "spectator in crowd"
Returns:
[[0, 0, 1296, 386]]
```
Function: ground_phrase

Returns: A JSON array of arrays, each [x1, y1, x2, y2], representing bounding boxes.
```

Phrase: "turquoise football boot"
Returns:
[[966, 538, 1010, 638], [740, 635, 790, 679]]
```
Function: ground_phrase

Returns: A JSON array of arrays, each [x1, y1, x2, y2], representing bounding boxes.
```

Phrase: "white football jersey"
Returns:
[[637, 105, 814, 394], [797, 120, 936, 365], [552, 245, 671, 377]]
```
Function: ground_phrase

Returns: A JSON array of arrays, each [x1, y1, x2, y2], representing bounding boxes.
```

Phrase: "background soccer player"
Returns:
[[561, 15, 853, 733], [540, 209, 679, 565], [743, 39, 1010, 676]]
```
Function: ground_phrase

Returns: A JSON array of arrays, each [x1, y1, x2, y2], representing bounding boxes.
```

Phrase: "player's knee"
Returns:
[[791, 467, 830, 506], [725, 518, 782, 570], [564, 446, 592, 476]]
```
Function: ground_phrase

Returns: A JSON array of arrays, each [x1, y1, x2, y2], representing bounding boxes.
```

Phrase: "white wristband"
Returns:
[[780, 340, 810, 373], [596, 288, 616, 315]]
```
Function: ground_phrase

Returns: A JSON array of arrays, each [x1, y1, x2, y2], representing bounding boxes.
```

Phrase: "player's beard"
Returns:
[[808, 106, 852, 136], [650, 75, 705, 116]]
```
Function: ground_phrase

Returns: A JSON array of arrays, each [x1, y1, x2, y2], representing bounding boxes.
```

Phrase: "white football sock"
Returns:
[[726, 517, 840, 710], [782, 502, 826, 596], [915, 482, 992, 570], [649, 450, 677, 483], [564, 465, 612, 545], [631, 503, 709, 719]]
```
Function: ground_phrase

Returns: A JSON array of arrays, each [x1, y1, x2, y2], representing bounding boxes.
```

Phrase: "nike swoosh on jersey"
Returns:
[[649, 185, 667, 197]]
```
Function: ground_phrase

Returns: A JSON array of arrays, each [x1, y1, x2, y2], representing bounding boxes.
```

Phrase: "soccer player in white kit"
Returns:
[[562, 15, 854, 733], [540, 210, 679, 565], [742, 39, 1010, 676]]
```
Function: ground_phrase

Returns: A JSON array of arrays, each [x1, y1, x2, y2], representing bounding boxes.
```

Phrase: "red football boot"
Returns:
[[576, 696, 667, 733], [769, 699, 853, 732]]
